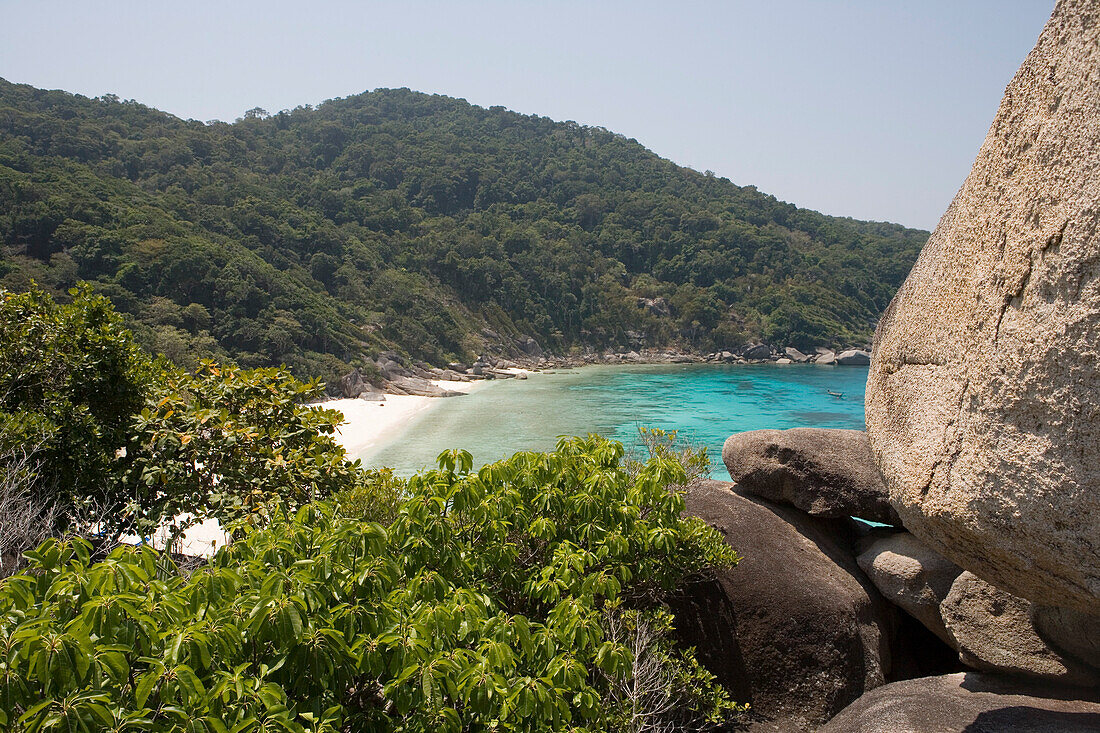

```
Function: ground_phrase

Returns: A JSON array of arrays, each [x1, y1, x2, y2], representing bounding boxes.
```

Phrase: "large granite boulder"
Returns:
[[1033, 605, 1100, 672], [671, 480, 893, 730], [520, 336, 543, 358], [858, 532, 1099, 686], [723, 429, 900, 525], [386, 375, 465, 397], [821, 672, 1100, 733], [857, 531, 963, 645], [784, 346, 811, 362], [338, 369, 369, 398], [741, 343, 773, 360], [865, 0, 1100, 611], [941, 572, 1099, 686]]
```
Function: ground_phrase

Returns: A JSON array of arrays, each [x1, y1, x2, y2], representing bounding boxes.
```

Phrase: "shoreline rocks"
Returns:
[[941, 572, 1100, 687], [672, 479, 895, 730], [858, 532, 1100, 687], [857, 532, 962, 646]]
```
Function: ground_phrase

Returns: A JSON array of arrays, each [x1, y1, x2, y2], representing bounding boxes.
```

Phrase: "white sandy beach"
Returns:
[[328, 378, 483, 459]]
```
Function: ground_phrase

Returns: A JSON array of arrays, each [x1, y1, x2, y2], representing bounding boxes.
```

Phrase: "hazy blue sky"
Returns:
[[1, 1, 1055, 229]]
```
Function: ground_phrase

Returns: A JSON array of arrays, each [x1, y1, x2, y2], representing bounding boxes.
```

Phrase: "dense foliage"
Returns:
[[0, 78, 927, 379], [0, 285, 363, 551], [125, 360, 358, 540], [0, 284, 157, 533], [1, 436, 742, 732], [0, 289, 743, 729]]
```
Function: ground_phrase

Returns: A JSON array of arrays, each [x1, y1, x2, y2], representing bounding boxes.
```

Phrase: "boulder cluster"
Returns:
[[677, 428, 1100, 731], [331, 351, 538, 399], [679, 2, 1100, 728], [704, 344, 871, 366]]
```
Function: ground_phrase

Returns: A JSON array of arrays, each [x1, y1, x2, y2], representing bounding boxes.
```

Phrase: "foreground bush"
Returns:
[[0, 284, 377, 565], [0, 436, 742, 732], [0, 284, 156, 537]]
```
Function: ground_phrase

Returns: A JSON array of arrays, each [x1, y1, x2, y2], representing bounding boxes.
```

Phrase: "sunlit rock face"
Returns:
[[866, 0, 1100, 612]]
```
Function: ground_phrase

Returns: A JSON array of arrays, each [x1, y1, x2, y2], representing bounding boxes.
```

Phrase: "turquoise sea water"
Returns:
[[361, 363, 868, 477]]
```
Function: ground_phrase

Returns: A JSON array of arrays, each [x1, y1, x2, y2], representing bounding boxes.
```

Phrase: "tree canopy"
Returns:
[[0, 79, 927, 380]]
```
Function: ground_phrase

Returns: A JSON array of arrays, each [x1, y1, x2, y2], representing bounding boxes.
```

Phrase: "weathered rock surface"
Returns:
[[835, 349, 871, 366], [865, 0, 1100, 611], [857, 531, 963, 644], [723, 429, 900, 525], [520, 336, 543, 357], [386, 375, 465, 397], [859, 532, 1099, 686], [815, 350, 837, 365], [941, 572, 1100, 686], [1033, 605, 1100, 672], [742, 343, 772, 360], [356, 389, 386, 402], [821, 672, 1100, 733], [784, 346, 811, 362], [671, 480, 893, 730], [338, 369, 370, 398]]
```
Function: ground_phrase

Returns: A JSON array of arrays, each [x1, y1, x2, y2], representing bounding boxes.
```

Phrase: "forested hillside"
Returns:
[[0, 78, 927, 379]]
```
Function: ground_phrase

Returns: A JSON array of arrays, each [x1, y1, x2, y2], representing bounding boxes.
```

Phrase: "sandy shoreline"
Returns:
[[329, 378, 485, 460]]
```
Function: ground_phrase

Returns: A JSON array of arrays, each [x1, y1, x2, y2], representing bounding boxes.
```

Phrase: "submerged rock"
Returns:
[[723, 428, 900, 525], [671, 480, 893, 730], [821, 672, 1100, 733], [866, 0, 1100, 611]]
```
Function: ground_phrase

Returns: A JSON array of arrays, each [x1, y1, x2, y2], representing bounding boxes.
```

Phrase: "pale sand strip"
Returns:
[[327, 378, 481, 458]]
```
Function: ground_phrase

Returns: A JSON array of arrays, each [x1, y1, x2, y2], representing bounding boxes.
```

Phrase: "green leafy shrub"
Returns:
[[334, 466, 405, 525], [0, 285, 365, 549], [124, 361, 359, 539], [0, 283, 156, 535], [0, 436, 742, 732]]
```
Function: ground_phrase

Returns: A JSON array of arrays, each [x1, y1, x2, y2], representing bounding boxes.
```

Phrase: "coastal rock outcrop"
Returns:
[[865, 0, 1100, 611], [723, 428, 900, 525], [835, 349, 871, 366], [858, 532, 1100, 686], [741, 343, 772, 360], [857, 532, 962, 645], [784, 346, 811, 362], [1032, 605, 1100, 673], [820, 672, 1100, 733], [386, 375, 466, 398], [338, 368, 378, 398], [671, 480, 893, 730], [941, 572, 1100, 686]]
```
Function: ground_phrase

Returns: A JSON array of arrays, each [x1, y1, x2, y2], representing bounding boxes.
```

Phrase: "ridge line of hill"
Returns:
[[0, 77, 928, 383]]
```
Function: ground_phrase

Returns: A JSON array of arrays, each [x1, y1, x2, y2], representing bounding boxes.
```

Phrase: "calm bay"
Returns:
[[361, 363, 869, 476]]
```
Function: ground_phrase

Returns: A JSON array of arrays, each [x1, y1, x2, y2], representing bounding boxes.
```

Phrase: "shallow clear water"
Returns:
[[362, 363, 868, 477]]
